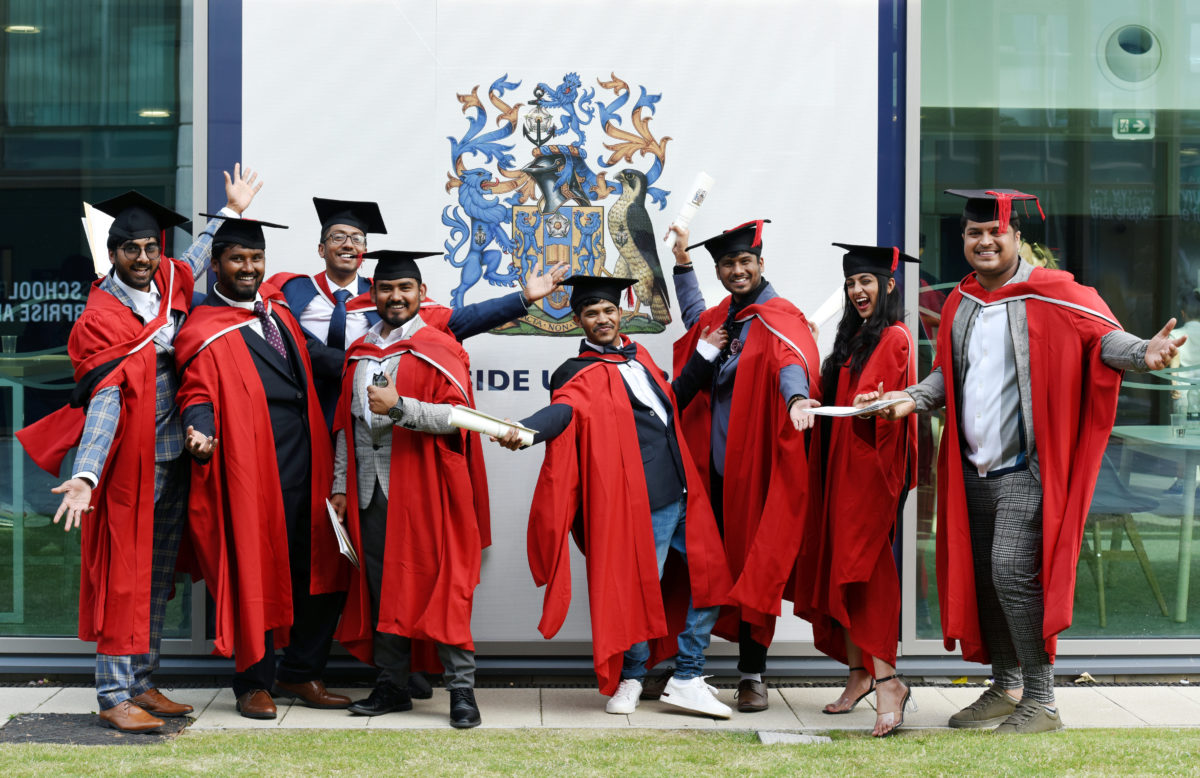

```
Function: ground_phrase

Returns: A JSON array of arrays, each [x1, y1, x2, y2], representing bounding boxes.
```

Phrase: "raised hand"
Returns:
[[665, 224, 691, 265], [701, 325, 729, 351], [523, 262, 569, 302], [224, 162, 263, 214]]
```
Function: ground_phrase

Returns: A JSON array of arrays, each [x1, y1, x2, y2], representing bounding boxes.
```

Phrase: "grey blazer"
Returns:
[[907, 259, 1148, 481]]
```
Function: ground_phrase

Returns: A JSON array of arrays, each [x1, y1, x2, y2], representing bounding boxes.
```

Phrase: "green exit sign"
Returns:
[[1113, 112, 1155, 140]]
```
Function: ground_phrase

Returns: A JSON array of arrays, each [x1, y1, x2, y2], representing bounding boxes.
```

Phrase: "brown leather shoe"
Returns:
[[272, 679, 352, 709], [736, 679, 769, 712], [132, 688, 194, 718], [98, 699, 165, 732], [236, 689, 277, 719]]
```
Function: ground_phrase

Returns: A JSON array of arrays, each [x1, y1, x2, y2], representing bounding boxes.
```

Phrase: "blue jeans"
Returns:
[[621, 494, 720, 682]]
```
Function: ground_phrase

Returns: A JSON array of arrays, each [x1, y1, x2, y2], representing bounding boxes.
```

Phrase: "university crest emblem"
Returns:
[[442, 73, 673, 335]]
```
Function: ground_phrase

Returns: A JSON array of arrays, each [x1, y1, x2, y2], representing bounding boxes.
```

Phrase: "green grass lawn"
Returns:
[[2, 728, 1199, 777]]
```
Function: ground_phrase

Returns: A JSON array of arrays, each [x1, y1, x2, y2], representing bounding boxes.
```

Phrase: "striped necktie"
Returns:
[[328, 289, 352, 350]]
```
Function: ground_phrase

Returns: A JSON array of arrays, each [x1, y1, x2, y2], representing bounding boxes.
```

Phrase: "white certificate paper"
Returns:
[[326, 499, 360, 569], [801, 398, 908, 417]]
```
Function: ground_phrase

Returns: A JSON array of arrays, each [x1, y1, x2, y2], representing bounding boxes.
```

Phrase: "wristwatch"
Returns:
[[387, 401, 404, 424]]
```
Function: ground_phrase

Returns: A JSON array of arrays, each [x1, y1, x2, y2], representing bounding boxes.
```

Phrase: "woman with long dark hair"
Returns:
[[795, 243, 918, 737]]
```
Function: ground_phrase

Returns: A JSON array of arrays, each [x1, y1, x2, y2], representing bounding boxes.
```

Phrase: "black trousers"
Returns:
[[233, 483, 346, 696], [710, 461, 769, 675]]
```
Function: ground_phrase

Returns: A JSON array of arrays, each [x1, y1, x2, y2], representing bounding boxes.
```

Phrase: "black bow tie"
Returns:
[[582, 341, 637, 360]]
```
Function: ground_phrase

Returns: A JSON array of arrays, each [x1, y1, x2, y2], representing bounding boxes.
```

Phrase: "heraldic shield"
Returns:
[[511, 204, 606, 328]]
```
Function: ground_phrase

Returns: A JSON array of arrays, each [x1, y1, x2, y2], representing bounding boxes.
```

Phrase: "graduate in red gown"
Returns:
[[496, 276, 734, 718], [794, 243, 918, 737], [666, 220, 821, 713], [328, 250, 490, 729], [16, 173, 262, 733], [865, 189, 1183, 734], [174, 215, 348, 720]]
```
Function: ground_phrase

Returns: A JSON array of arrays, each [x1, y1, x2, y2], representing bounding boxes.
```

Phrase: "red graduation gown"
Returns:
[[173, 284, 343, 671], [935, 268, 1124, 663], [333, 325, 490, 662], [672, 296, 820, 647], [795, 324, 917, 671], [16, 259, 193, 655], [528, 339, 732, 695]]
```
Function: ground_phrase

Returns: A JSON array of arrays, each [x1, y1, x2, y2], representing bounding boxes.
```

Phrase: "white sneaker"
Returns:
[[605, 679, 643, 714], [660, 675, 733, 719]]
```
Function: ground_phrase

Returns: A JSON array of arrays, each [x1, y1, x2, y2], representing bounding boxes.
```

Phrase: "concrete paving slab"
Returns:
[[758, 731, 832, 745], [1097, 686, 1200, 727], [278, 703, 369, 729], [1051, 687, 1144, 728], [154, 687, 219, 717], [0, 688, 60, 727], [189, 689, 293, 730], [626, 699, 721, 729], [475, 688, 541, 729], [540, 689, 629, 728], [895, 687, 959, 729], [708, 689, 803, 731], [778, 687, 875, 729], [32, 688, 99, 715]]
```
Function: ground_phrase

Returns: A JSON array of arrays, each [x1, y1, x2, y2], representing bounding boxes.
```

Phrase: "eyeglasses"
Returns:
[[120, 242, 161, 260], [326, 232, 366, 247]]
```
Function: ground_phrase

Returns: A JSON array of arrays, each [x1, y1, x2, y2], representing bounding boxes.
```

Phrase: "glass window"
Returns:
[[919, 1, 1200, 642], [0, 0, 193, 640]]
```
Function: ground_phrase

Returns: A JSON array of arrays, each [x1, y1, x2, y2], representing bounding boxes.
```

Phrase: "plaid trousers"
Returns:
[[962, 466, 1055, 705], [95, 457, 188, 710]]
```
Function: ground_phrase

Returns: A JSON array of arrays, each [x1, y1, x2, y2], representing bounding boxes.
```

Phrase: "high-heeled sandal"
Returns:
[[822, 666, 876, 715], [872, 674, 917, 737]]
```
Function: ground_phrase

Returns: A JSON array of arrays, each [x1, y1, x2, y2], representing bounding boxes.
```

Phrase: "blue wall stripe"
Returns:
[[207, 0, 242, 213], [877, 0, 906, 251]]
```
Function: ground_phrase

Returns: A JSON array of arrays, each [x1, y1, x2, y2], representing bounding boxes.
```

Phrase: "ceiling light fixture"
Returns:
[[4, 24, 41, 34], [138, 109, 171, 118]]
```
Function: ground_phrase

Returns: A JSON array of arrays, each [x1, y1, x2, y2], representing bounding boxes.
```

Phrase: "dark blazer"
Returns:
[[524, 346, 715, 510], [182, 293, 316, 491]]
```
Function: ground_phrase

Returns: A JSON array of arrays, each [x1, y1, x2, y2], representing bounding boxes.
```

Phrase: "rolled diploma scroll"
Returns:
[[449, 405, 536, 447], [662, 172, 715, 252]]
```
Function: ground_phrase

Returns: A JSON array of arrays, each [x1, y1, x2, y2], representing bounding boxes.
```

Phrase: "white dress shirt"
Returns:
[[962, 288, 1024, 476], [299, 275, 370, 345], [583, 340, 672, 425], [110, 273, 176, 351], [212, 286, 265, 338]]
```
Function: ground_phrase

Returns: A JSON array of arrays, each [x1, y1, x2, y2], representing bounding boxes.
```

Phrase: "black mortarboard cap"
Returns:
[[568, 275, 636, 312], [686, 219, 771, 261], [93, 190, 189, 242], [832, 243, 919, 278], [945, 188, 1045, 228], [313, 197, 387, 235], [201, 213, 288, 250], [361, 249, 439, 282]]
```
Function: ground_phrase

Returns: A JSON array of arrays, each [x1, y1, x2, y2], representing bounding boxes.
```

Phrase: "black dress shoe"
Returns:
[[449, 687, 481, 729], [407, 672, 434, 700], [348, 683, 413, 716]]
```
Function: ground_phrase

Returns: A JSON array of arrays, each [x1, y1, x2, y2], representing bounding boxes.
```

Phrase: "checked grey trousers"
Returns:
[[962, 467, 1055, 705], [95, 457, 188, 710]]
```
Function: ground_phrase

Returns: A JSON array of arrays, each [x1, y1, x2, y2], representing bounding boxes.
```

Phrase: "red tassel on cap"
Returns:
[[891, 246, 900, 273], [725, 219, 765, 248], [985, 190, 1045, 229]]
